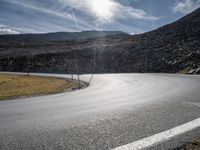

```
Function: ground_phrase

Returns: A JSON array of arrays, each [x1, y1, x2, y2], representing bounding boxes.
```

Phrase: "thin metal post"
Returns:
[[71, 74, 73, 80], [145, 55, 147, 73], [89, 48, 96, 83]]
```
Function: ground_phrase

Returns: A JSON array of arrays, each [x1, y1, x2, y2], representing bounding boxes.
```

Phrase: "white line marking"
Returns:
[[112, 118, 200, 150]]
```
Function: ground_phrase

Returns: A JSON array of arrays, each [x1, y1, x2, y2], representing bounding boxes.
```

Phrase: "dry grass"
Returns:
[[0, 74, 78, 100], [176, 139, 200, 150], [179, 69, 189, 74]]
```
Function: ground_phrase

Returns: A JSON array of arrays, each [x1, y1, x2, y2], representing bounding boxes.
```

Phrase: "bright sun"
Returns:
[[90, 0, 115, 21]]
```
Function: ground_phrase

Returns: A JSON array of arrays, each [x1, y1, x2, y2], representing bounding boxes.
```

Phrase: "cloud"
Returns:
[[173, 0, 200, 14], [116, 3, 159, 20], [0, 0, 158, 34], [3, 0, 72, 20], [58, 0, 159, 25], [2, 0, 101, 31], [0, 24, 20, 35]]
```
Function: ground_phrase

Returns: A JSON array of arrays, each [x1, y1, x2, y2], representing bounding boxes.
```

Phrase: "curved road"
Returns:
[[0, 73, 200, 150]]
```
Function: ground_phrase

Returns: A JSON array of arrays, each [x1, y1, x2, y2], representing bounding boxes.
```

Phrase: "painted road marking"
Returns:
[[112, 118, 200, 150]]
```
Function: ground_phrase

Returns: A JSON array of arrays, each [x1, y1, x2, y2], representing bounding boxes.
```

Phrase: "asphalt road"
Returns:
[[0, 73, 200, 150]]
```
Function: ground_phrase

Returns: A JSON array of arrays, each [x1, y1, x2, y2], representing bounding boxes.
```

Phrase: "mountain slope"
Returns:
[[0, 8, 199, 74], [0, 30, 127, 44]]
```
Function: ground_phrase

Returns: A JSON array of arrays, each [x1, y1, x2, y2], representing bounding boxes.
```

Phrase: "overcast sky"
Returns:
[[0, 0, 200, 35]]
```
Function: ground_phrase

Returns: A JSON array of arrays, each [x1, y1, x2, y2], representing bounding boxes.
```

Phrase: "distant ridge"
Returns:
[[0, 30, 127, 43]]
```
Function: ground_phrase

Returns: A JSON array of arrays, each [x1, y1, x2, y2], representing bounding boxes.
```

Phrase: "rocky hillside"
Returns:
[[0, 8, 199, 74]]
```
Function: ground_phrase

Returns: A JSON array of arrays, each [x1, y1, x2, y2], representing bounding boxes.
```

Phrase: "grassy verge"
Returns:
[[175, 139, 200, 150], [0, 74, 79, 101], [179, 69, 189, 74]]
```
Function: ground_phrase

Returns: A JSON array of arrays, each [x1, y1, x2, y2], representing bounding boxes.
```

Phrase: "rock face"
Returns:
[[0, 8, 200, 74]]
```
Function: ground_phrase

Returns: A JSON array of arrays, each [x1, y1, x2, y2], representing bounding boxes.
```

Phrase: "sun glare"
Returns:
[[90, 0, 115, 21]]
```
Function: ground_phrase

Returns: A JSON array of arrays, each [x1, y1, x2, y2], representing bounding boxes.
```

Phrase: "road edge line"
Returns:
[[112, 118, 200, 150]]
